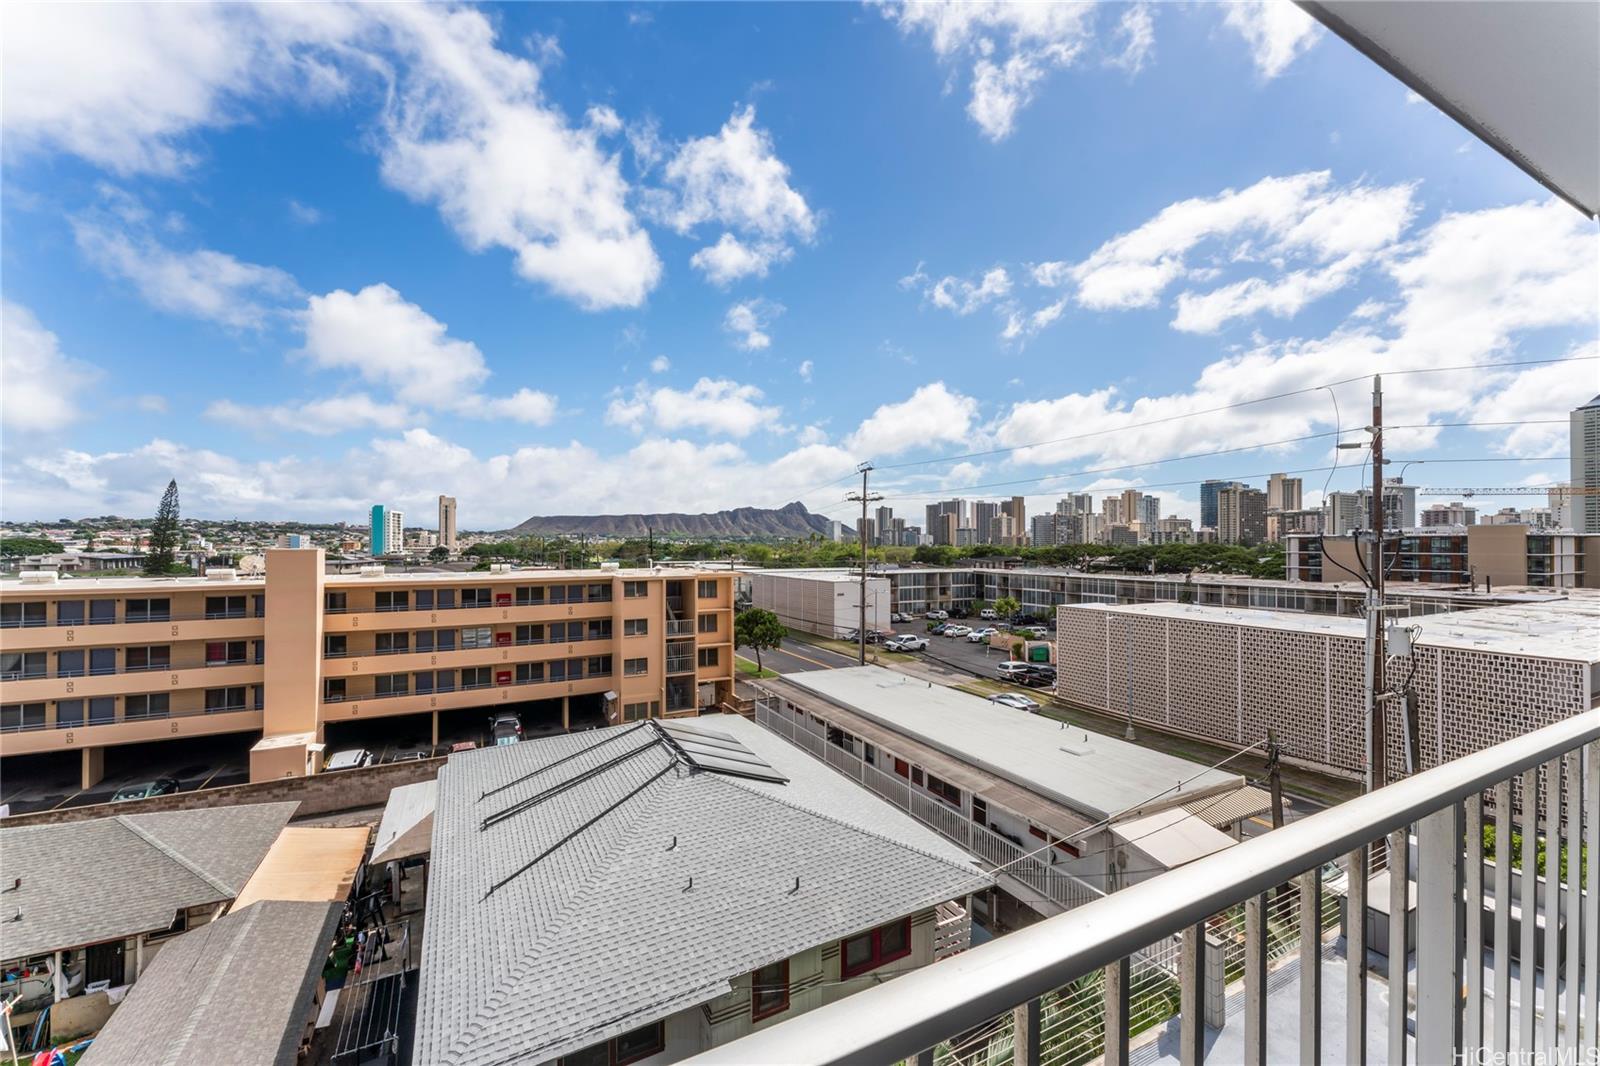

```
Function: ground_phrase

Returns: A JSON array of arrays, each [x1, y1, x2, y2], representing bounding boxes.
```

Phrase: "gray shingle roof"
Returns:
[[416, 716, 991, 1065], [80, 899, 342, 1066], [0, 802, 297, 960]]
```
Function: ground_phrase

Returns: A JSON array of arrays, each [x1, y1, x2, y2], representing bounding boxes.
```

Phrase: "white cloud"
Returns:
[[650, 355, 671, 373], [797, 359, 814, 383], [1221, 1, 1321, 79], [605, 378, 781, 438], [287, 199, 324, 225], [373, 5, 661, 310], [649, 105, 816, 284], [846, 382, 978, 458], [689, 232, 790, 286], [205, 392, 415, 435], [724, 298, 783, 351], [924, 266, 1012, 314], [883, 1, 1097, 140], [1107, 4, 1155, 74], [1, 301, 99, 433], [796, 424, 829, 446], [5, 5, 663, 311], [133, 395, 169, 414], [473, 388, 560, 425], [73, 201, 302, 330], [1468, 344, 1598, 456]]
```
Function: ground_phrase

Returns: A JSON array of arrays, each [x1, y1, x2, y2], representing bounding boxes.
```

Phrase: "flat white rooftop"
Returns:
[[778, 665, 1242, 821], [1066, 598, 1600, 663]]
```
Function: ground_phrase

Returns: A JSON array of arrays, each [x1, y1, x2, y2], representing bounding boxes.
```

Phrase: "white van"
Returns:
[[979, 608, 997, 620]]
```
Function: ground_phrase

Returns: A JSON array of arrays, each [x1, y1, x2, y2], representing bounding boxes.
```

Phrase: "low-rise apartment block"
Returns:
[[0, 549, 735, 787], [1285, 524, 1600, 589]]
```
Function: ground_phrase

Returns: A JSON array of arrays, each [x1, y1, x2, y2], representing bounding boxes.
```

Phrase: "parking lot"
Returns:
[[877, 621, 1055, 685], [0, 733, 254, 815]]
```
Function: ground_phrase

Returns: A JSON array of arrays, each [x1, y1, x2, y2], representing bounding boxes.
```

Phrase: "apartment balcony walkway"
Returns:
[[702, 709, 1599, 1066]]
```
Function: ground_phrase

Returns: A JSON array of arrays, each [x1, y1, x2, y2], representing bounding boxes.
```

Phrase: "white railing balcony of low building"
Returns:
[[702, 710, 1600, 1066]]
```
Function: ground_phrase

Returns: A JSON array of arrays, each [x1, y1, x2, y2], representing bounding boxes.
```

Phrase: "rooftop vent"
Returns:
[[17, 571, 58, 585], [1059, 731, 1094, 756], [205, 568, 238, 581]]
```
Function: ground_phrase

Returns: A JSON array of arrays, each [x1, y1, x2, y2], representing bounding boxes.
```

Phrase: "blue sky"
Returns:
[[2, 2, 1594, 530]]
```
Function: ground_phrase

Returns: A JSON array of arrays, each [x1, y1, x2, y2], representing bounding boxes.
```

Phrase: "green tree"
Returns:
[[0, 536, 63, 557], [734, 608, 787, 673], [993, 595, 1021, 619], [144, 479, 180, 575], [429, 545, 450, 562]]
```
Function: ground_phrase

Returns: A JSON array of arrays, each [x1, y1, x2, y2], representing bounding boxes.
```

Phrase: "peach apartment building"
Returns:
[[0, 549, 736, 788]]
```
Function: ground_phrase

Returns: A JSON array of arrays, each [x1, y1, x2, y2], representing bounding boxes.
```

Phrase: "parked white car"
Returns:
[[966, 627, 998, 643], [926, 609, 948, 620], [944, 624, 971, 637], [979, 608, 998, 620], [988, 692, 1041, 712], [884, 635, 929, 652], [996, 661, 1031, 681]]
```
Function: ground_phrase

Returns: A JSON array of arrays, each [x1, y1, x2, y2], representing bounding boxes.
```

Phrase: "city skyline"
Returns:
[[2, 3, 1593, 530]]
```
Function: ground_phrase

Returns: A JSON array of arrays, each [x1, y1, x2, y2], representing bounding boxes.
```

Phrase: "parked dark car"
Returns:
[[1022, 664, 1057, 687], [930, 623, 949, 635], [110, 776, 181, 802]]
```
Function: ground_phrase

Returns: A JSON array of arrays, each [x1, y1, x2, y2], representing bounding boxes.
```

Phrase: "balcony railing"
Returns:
[[665, 657, 696, 674], [695, 711, 1600, 1066], [0, 701, 263, 734], [666, 619, 695, 637]]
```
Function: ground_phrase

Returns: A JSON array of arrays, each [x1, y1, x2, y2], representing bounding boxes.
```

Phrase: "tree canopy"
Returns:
[[144, 480, 181, 575], [0, 536, 63, 557], [734, 608, 787, 672]]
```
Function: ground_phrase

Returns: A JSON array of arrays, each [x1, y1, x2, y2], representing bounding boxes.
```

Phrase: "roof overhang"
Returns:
[[1300, 1, 1599, 218]]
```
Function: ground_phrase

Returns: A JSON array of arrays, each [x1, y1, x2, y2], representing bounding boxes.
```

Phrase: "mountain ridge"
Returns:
[[506, 501, 843, 538]]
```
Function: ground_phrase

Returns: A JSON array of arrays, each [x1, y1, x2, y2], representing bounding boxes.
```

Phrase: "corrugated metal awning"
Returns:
[[1180, 784, 1276, 828], [370, 779, 437, 865]]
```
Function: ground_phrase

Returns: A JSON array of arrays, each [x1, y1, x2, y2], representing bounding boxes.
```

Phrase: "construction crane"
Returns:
[[1418, 486, 1599, 497]]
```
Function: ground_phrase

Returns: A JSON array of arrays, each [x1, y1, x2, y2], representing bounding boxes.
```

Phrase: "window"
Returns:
[[325, 591, 348, 613], [90, 648, 116, 676], [127, 646, 171, 672], [461, 587, 492, 608], [414, 672, 434, 694], [205, 595, 245, 620], [621, 701, 655, 722], [89, 600, 116, 625], [697, 647, 719, 668], [56, 700, 84, 727], [587, 655, 612, 677], [204, 688, 247, 712], [324, 635, 348, 658], [894, 758, 910, 779], [623, 581, 648, 599], [0, 653, 45, 680], [437, 589, 456, 609], [375, 674, 408, 697], [611, 1023, 665, 1066], [206, 641, 246, 666], [461, 666, 491, 689], [126, 693, 170, 720], [515, 586, 545, 606], [566, 584, 585, 604], [548, 659, 568, 683], [0, 703, 46, 730], [697, 580, 718, 599], [461, 627, 492, 649], [252, 595, 266, 618], [125, 598, 169, 623], [0, 602, 46, 628], [587, 583, 612, 602], [751, 958, 790, 1022], [55, 601, 85, 626], [415, 631, 434, 653], [516, 624, 544, 645], [548, 621, 571, 644], [623, 618, 649, 637], [324, 678, 347, 702], [840, 917, 913, 979], [435, 670, 456, 692], [515, 662, 544, 684], [623, 657, 649, 677], [586, 619, 611, 641], [924, 773, 959, 807], [376, 632, 410, 655], [375, 590, 409, 613], [414, 589, 434, 611], [436, 629, 455, 651], [971, 796, 988, 827], [697, 613, 716, 634], [56, 650, 85, 678]]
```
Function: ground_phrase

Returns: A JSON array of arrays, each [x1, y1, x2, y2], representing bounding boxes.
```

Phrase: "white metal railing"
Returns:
[[696, 711, 1600, 1066]]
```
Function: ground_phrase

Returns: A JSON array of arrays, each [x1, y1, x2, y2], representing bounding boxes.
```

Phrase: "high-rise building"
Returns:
[[1324, 492, 1365, 536], [973, 501, 1000, 545], [274, 533, 305, 549], [1102, 496, 1123, 526], [1572, 394, 1600, 533], [1057, 493, 1093, 517], [1217, 486, 1268, 546], [875, 506, 895, 536], [1030, 514, 1056, 548], [1200, 480, 1246, 530], [1420, 501, 1477, 527], [1355, 479, 1419, 530], [858, 517, 877, 546], [1266, 473, 1303, 513], [438, 495, 458, 553], [1138, 495, 1161, 529], [926, 501, 965, 546], [998, 497, 1026, 546], [370, 505, 404, 556], [827, 520, 846, 542]]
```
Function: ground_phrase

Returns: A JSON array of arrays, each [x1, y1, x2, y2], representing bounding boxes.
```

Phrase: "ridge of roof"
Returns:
[[115, 814, 237, 898], [150, 903, 261, 1066]]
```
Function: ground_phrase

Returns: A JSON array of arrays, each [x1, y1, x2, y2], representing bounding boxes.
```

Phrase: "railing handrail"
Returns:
[[687, 710, 1600, 1065]]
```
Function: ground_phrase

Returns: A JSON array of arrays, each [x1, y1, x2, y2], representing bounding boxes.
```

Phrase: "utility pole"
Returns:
[[1266, 728, 1285, 830], [846, 462, 882, 666], [1368, 374, 1387, 795]]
